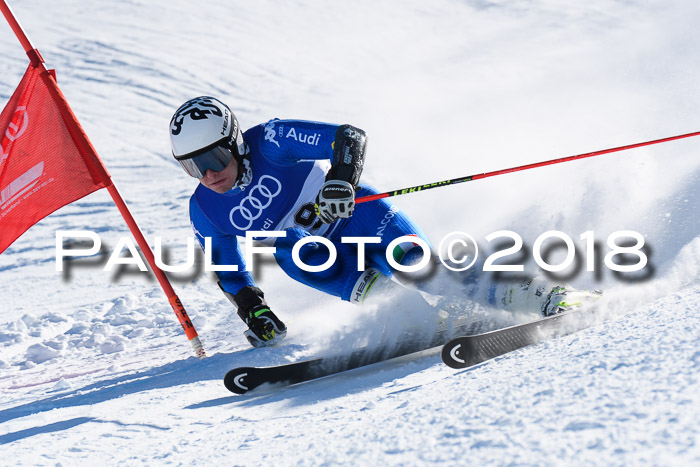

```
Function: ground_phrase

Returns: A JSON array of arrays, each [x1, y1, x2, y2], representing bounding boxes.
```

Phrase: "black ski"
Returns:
[[441, 306, 600, 369], [224, 316, 488, 394]]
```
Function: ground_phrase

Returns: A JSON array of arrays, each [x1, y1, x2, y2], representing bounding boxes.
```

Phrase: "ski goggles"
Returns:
[[174, 128, 246, 179], [174, 141, 234, 179]]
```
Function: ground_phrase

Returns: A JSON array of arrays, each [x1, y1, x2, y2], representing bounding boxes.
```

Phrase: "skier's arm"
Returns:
[[259, 119, 340, 165], [326, 124, 367, 188], [316, 124, 368, 223], [190, 198, 286, 346], [189, 198, 257, 295], [258, 119, 366, 171], [259, 118, 368, 222]]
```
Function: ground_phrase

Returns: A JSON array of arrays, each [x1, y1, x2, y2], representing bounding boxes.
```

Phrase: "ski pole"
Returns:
[[355, 130, 700, 204]]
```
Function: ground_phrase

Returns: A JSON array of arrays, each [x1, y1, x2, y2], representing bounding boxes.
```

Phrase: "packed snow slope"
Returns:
[[1, 0, 699, 465]]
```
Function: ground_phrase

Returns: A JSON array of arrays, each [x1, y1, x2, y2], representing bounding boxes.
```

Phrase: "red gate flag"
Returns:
[[1, 5, 205, 359], [0, 64, 110, 253], [1, 0, 205, 358]]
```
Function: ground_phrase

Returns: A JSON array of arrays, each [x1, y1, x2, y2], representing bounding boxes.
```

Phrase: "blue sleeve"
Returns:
[[189, 197, 257, 295], [257, 119, 340, 166]]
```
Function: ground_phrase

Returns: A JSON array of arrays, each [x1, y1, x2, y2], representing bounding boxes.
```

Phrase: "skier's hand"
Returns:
[[314, 180, 355, 224], [232, 286, 287, 348]]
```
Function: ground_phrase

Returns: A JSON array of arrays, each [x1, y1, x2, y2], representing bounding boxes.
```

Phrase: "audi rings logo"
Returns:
[[229, 175, 282, 230]]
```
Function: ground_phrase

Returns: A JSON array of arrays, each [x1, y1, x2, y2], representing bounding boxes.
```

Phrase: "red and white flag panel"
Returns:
[[0, 65, 109, 253]]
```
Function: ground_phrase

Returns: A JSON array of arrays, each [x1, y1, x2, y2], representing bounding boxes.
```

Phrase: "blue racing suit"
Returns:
[[189, 119, 430, 302]]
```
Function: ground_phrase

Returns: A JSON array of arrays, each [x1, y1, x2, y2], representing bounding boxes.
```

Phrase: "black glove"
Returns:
[[314, 180, 355, 224], [223, 285, 287, 348]]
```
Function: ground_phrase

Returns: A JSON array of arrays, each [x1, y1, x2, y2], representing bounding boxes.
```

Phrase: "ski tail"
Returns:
[[441, 305, 601, 369]]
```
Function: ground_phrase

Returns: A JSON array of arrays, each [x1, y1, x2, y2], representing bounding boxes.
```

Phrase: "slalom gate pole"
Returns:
[[355, 130, 700, 204], [1, 0, 206, 358]]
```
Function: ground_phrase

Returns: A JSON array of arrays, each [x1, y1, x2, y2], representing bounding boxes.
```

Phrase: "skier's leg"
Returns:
[[273, 228, 369, 300], [335, 186, 483, 299], [274, 228, 433, 308], [336, 188, 600, 315], [332, 186, 463, 299]]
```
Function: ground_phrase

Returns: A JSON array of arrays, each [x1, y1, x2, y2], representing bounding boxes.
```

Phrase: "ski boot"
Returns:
[[540, 285, 603, 317], [492, 276, 602, 317]]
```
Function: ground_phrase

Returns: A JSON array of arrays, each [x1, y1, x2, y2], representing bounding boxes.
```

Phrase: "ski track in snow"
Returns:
[[1, 0, 699, 465]]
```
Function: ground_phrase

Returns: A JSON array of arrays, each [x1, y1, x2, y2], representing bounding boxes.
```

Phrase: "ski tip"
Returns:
[[224, 367, 254, 394]]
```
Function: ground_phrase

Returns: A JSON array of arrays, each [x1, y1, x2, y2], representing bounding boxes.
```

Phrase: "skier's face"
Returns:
[[200, 156, 238, 193]]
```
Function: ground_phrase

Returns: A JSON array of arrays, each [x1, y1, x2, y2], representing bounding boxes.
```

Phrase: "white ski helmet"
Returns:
[[169, 96, 251, 185]]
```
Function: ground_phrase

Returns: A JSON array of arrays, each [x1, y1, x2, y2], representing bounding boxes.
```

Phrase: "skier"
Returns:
[[169, 96, 595, 347]]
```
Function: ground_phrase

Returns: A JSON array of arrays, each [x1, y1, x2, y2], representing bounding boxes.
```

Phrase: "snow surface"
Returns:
[[1, 0, 699, 465]]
